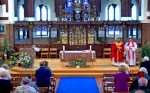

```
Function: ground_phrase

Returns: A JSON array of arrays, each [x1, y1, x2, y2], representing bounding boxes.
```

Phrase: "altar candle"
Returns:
[[90, 45, 92, 50], [63, 45, 65, 51]]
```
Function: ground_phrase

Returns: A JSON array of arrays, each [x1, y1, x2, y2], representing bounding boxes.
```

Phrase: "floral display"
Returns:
[[67, 59, 87, 68], [10, 52, 33, 68]]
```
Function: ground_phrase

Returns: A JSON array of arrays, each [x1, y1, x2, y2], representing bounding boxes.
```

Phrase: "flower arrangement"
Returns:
[[68, 59, 87, 68], [10, 52, 33, 68], [18, 52, 33, 68]]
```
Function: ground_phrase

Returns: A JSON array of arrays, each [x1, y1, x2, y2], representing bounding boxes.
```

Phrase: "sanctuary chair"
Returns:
[[41, 48, 49, 58], [49, 48, 58, 58], [103, 48, 111, 58]]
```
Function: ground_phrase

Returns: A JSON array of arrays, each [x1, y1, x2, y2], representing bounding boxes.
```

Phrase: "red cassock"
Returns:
[[112, 41, 124, 63]]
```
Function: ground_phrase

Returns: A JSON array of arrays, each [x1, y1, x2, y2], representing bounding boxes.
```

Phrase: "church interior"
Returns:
[[0, 0, 150, 93]]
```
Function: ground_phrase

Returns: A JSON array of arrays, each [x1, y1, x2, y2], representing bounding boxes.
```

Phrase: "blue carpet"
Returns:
[[56, 77, 100, 93]]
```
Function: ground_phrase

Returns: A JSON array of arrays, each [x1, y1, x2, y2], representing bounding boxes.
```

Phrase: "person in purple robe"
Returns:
[[114, 64, 130, 92]]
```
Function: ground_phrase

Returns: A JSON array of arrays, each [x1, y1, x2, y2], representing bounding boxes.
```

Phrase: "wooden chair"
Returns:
[[103, 74, 115, 93], [50, 77, 56, 93], [38, 77, 56, 93], [136, 48, 141, 65], [103, 48, 111, 58], [0, 51, 3, 59], [39, 87, 49, 93], [49, 48, 58, 58], [41, 48, 49, 58]]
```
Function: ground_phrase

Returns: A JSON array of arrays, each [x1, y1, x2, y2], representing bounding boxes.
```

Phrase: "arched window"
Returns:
[[41, 6, 48, 21], [18, 5, 24, 21], [64, 0, 90, 21], [108, 5, 114, 20], [132, 4, 137, 20], [35, 5, 48, 21], [121, 4, 137, 21], [35, 6, 40, 21], [16, 28, 29, 40], [33, 26, 49, 38], [106, 4, 120, 21], [115, 5, 120, 20]]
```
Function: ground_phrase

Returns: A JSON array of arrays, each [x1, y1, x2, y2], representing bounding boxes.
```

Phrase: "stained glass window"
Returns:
[[36, 6, 40, 21], [33, 26, 49, 38], [65, 0, 90, 21], [132, 4, 137, 20], [41, 6, 48, 21], [106, 4, 120, 21], [35, 5, 48, 21], [19, 5, 24, 21], [17, 28, 29, 40]]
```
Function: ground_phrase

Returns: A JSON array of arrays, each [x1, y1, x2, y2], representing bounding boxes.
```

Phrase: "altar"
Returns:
[[59, 50, 96, 62]]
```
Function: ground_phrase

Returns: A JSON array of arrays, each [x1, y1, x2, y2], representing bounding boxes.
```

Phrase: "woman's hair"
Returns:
[[21, 77, 31, 85], [139, 67, 148, 74], [118, 64, 127, 72], [0, 70, 8, 78], [143, 56, 149, 62], [1, 64, 9, 70], [134, 89, 145, 93]]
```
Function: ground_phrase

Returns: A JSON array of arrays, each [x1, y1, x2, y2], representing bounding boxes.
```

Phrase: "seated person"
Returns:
[[35, 61, 52, 88], [130, 77, 150, 93], [0, 69, 13, 93], [0, 64, 11, 80], [15, 77, 37, 93], [140, 56, 150, 76], [130, 67, 150, 92]]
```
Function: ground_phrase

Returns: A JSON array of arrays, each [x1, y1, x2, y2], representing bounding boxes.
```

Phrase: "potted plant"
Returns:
[[141, 43, 150, 58], [2, 38, 11, 59], [10, 52, 33, 68]]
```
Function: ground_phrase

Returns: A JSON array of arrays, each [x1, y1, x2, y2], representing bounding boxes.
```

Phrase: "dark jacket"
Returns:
[[35, 66, 52, 87], [0, 79, 13, 93], [140, 61, 150, 76], [129, 77, 150, 92]]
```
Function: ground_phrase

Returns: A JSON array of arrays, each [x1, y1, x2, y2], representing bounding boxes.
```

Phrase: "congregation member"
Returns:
[[113, 64, 130, 92], [140, 56, 150, 76], [0, 64, 11, 80], [130, 77, 150, 93], [125, 38, 137, 66], [35, 60, 52, 88], [21, 75, 39, 91], [134, 89, 146, 93], [15, 77, 38, 93], [0, 68, 13, 93], [130, 67, 150, 92]]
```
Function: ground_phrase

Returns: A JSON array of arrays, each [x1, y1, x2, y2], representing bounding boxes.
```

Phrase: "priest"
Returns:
[[125, 38, 137, 66], [112, 38, 125, 66]]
